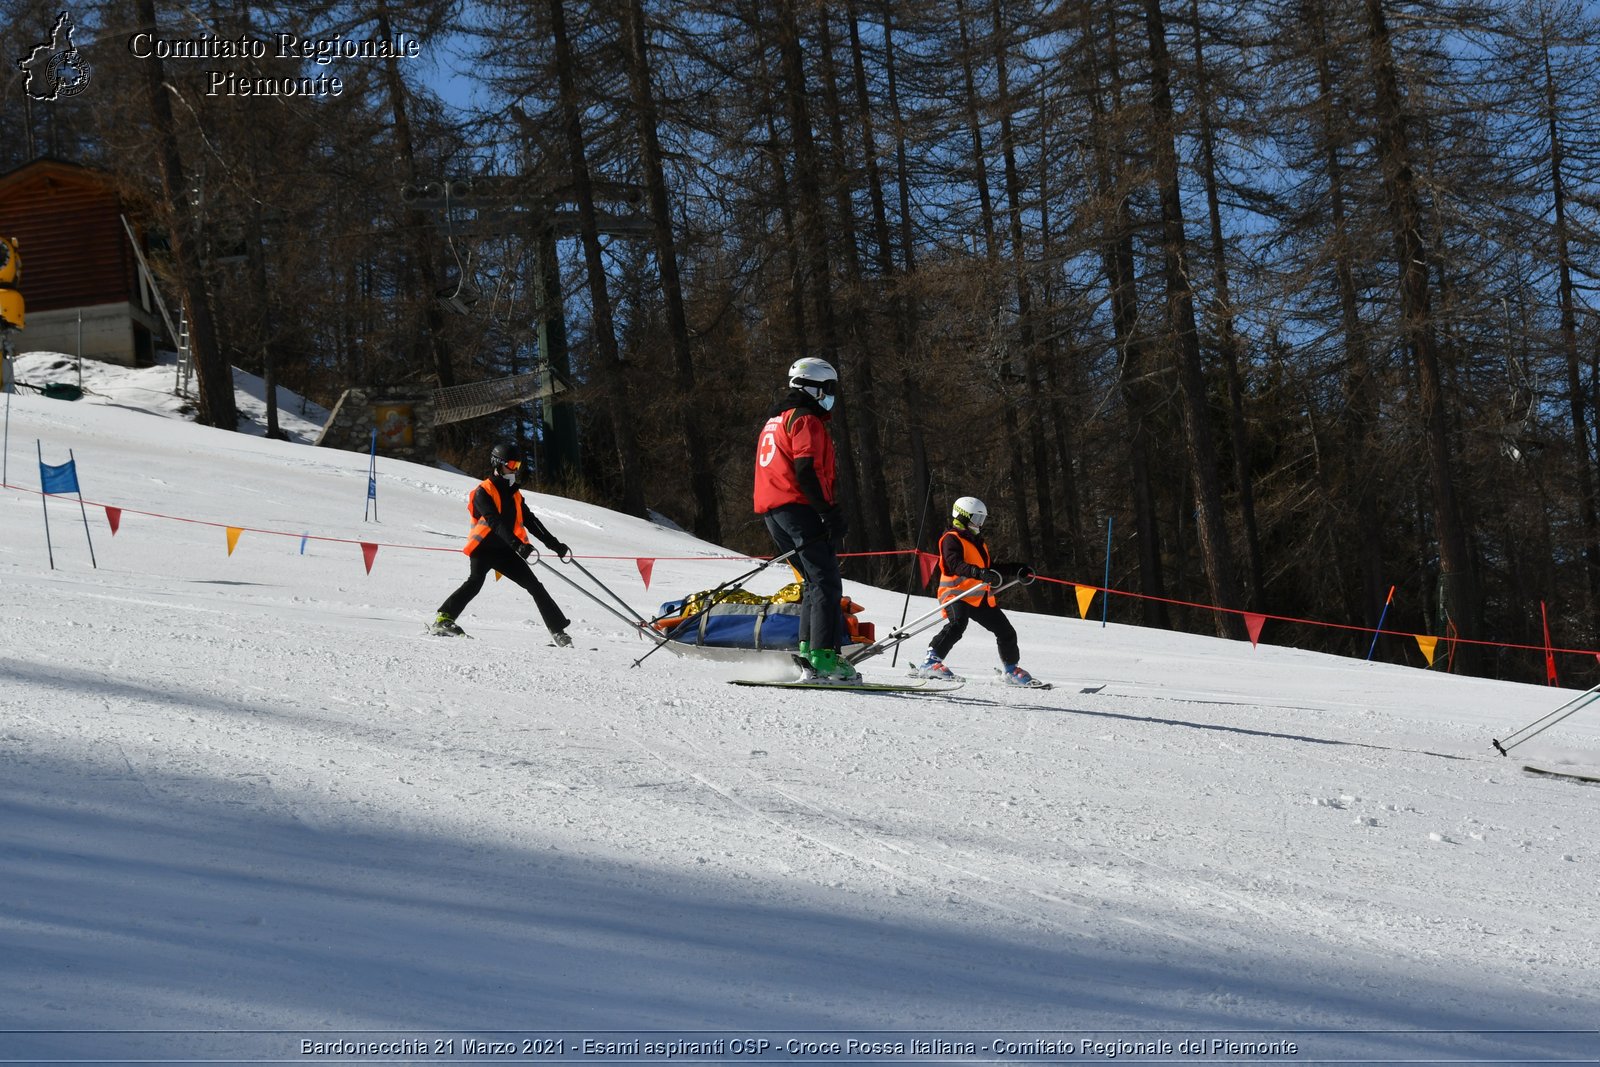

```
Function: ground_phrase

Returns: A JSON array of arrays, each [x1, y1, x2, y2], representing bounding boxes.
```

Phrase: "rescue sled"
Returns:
[[649, 582, 875, 666]]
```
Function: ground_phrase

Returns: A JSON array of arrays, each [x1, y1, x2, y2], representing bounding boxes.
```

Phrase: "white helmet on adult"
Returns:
[[952, 496, 987, 532], [788, 357, 838, 410]]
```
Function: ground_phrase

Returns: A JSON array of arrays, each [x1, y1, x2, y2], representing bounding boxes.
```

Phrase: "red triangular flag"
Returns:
[[105, 506, 121, 535], [916, 550, 939, 588], [1243, 612, 1266, 648], [636, 557, 655, 588], [360, 542, 379, 574]]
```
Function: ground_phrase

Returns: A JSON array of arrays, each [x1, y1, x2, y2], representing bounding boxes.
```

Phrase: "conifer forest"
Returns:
[[6, 0, 1600, 681]]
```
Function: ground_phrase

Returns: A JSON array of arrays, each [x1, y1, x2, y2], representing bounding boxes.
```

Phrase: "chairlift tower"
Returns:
[[401, 174, 649, 483]]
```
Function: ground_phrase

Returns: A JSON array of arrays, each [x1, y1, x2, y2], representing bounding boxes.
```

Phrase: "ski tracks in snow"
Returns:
[[620, 716, 1207, 957]]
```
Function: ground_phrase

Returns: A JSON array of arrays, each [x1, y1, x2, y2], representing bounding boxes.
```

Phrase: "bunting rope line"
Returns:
[[1033, 574, 1600, 660], [0, 481, 926, 561], [4, 479, 1597, 666]]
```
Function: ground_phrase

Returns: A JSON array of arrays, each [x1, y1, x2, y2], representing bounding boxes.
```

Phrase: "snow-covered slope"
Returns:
[[1, 358, 1596, 1064]]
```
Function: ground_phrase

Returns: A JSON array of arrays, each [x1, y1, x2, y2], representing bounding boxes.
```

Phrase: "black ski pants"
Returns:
[[439, 538, 570, 634], [762, 503, 843, 652], [929, 599, 1019, 666]]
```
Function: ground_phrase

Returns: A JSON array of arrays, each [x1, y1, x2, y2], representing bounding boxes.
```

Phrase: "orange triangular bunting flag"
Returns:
[[916, 550, 939, 588], [1244, 613, 1266, 647], [105, 506, 121, 535], [225, 527, 242, 555], [360, 542, 378, 574], [1415, 634, 1438, 666], [1075, 584, 1096, 619], [636, 558, 655, 588]]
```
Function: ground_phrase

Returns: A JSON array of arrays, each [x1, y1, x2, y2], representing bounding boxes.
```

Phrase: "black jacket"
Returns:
[[472, 474, 562, 552], [940, 526, 991, 580]]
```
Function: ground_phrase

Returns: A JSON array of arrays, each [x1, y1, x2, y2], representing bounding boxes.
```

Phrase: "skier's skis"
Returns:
[[991, 668, 1053, 690], [1522, 764, 1600, 785], [731, 677, 964, 693], [908, 670, 1101, 693]]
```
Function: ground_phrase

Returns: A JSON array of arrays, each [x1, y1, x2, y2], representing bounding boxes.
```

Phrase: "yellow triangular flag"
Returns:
[[1415, 634, 1437, 666], [1075, 584, 1096, 619], [226, 527, 242, 556]]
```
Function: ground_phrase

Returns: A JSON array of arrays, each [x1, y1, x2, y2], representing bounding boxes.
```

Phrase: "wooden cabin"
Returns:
[[0, 158, 165, 366]]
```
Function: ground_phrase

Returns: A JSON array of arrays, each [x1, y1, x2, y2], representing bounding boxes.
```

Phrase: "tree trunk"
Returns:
[[1085, 0, 1170, 628], [1309, 0, 1386, 631], [1364, 0, 1477, 663], [955, 0, 1035, 568], [774, 0, 864, 539], [990, 0, 1047, 588], [621, 0, 722, 542], [133, 0, 236, 431], [1188, 0, 1263, 609], [375, 3, 454, 390], [1036, 107, 1086, 572], [1143, 0, 1244, 638], [1540, 23, 1600, 635], [849, 0, 930, 547], [815, 8, 894, 559], [549, 0, 646, 516]]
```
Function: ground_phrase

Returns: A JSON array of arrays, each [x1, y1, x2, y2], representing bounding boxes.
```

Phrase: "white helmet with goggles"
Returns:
[[952, 496, 988, 532], [788, 357, 838, 411]]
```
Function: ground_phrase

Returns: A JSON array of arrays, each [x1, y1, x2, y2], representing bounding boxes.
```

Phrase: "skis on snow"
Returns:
[[731, 677, 964, 693], [1522, 764, 1600, 786]]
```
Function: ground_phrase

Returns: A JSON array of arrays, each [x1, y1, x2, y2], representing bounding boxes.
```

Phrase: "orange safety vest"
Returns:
[[936, 529, 995, 613], [464, 479, 528, 555]]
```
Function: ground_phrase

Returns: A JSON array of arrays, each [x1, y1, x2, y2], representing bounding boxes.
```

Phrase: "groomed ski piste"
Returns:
[[2, 352, 1597, 1065]]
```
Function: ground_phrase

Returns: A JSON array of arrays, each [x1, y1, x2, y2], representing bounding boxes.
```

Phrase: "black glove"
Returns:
[[996, 561, 1035, 584], [514, 541, 534, 559], [821, 508, 848, 542], [553, 541, 571, 560], [981, 568, 1003, 588]]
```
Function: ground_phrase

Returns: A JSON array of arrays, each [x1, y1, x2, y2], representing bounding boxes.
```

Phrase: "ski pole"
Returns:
[[534, 554, 668, 641], [1366, 585, 1395, 661], [630, 542, 815, 669], [559, 551, 651, 626], [848, 570, 1033, 668], [892, 475, 936, 669], [1491, 682, 1600, 755], [641, 543, 809, 629]]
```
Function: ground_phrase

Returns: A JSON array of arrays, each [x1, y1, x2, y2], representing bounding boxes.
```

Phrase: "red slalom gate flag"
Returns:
[[104, 506, 121, 535], [1243, 613, 1267, 648], [916, 551, 939, 588], [636, 558, 655, 589], [1542, 601, 1558, 686], [361, 542, 379, 574]]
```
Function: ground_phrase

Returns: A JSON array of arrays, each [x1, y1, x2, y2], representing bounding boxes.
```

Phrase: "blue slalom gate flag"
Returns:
[[40, 458, 79, 494], [364, 427, 379, 521], [36, 441, 95, 570]]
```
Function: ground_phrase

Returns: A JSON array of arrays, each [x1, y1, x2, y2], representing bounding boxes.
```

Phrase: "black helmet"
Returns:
[[490, 441, 523, 478]]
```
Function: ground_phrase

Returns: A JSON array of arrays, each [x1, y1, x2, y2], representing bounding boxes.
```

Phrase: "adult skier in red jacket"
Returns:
[[754, 357, 857, 682]]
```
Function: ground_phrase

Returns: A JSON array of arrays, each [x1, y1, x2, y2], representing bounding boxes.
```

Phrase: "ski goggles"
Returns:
[[798, 378, 837, 396], [501, 459, 522, 473]]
